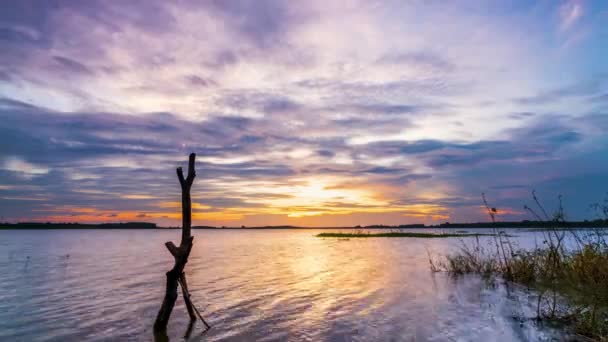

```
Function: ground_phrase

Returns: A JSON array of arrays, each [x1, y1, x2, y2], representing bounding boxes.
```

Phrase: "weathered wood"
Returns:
[[165, 241, 180, 257], [154, 153, 209, 335], [154, 245, 193, 332], [154, 268, 181, 332], [178, 153, 196, 244], [179, 273, 211, 330], [179, 272, 197, 322]]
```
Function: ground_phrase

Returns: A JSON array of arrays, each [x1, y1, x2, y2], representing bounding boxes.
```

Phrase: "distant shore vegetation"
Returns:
[[0, 222, 157, 229], [2, 219, 607, 230]]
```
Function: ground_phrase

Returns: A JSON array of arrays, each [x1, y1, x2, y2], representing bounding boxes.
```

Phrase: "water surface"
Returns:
[[0, 229, 561, 341]]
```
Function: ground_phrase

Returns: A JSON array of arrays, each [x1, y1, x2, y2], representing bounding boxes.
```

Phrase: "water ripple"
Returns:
[[0, 229, 562, 341]]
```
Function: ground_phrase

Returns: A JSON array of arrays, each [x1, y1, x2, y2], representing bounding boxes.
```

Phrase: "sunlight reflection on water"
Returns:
[[0, 229, 560, 341]]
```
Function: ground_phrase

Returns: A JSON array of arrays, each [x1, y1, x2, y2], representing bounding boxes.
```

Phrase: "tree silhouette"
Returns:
[[154, 153, 210, 338]]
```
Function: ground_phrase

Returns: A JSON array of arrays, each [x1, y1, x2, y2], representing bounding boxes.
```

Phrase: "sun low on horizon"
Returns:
[[1, 0, 607, 227]]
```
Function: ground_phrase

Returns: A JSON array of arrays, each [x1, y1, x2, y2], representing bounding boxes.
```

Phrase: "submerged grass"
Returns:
[[431, 193, 608, 340], [441, 241, 608, 340], [317, 231, 491, 238]]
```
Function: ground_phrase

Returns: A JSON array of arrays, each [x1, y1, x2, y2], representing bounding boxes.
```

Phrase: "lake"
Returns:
[[0, 228, 563, 341]]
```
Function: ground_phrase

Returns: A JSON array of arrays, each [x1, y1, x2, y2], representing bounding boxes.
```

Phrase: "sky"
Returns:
[[1, 0, 607, 227]]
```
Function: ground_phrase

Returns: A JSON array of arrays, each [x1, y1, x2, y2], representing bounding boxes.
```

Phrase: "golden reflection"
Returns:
[[278, 234, 439, 332]]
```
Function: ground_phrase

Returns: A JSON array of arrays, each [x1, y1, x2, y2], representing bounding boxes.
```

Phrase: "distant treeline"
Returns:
[[1, 220, 606, 230], [357, 224, 425, 228], [432, 219, 608, 229], [360, 220, 608, 229], [0, 222, 157, 229]]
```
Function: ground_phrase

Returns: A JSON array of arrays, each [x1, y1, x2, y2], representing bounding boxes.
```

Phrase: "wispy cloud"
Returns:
[[559, 0, 584, 32], [0, 0, 607, 225]]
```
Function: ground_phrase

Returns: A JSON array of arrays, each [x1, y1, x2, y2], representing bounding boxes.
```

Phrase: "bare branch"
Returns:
[[532, 190, 551, 221], [482, 193, 496, 223], [165, 241, 180, 258], [186, 153, 196, 186], [177, 167, 185, 187]]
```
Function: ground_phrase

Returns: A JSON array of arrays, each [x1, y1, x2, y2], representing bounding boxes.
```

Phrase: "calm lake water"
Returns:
[[0, 228, 565, 341]]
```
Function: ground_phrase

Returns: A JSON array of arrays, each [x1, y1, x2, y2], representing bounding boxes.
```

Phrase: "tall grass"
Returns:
[[434, 192, 608, 340]]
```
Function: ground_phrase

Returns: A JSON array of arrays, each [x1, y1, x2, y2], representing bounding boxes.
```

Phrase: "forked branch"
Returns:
[[154, 153, 210, 336]]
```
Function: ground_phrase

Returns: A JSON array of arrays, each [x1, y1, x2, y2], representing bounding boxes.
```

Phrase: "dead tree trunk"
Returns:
[[154, 153, 210, 334]]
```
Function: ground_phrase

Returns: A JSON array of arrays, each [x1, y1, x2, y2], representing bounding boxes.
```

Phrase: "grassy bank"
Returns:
[[439, 236, 608, 339], [431, 194, 608, 340], [317, 231, 491, 238]]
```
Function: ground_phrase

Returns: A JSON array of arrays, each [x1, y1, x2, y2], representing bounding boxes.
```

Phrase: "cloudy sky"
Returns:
[[1, 0, 607, 226]]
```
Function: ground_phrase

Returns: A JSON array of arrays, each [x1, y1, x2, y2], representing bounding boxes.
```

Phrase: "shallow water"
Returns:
[[0, 229, 562, 341]]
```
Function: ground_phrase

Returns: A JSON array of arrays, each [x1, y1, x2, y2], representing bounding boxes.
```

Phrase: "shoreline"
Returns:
[[1, 225, 606, 230]]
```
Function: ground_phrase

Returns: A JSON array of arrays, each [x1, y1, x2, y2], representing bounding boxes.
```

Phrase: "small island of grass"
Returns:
[[316, 232, 491, 238]]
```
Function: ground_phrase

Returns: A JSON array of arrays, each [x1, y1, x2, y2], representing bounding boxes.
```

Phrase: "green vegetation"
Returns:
[[439, 235, 608, 340], [317, 231, 491, 238], [430, 193, 608, 340]]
